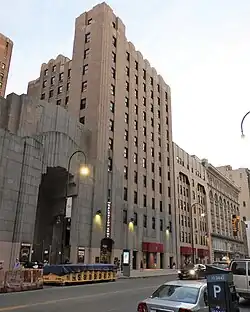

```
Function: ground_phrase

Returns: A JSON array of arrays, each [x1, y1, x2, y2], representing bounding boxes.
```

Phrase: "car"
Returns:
[[137, 280, 208, 312], [178, 264, 207, 280]]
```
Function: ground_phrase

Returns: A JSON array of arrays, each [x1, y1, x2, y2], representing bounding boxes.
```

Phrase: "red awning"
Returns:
[[197, 248, 209, 257], [180, 246, 195, 255], [142, 242, 164, 253]]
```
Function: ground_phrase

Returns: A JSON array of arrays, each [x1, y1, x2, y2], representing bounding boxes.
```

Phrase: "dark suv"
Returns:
[[178, 264, 207, 280]]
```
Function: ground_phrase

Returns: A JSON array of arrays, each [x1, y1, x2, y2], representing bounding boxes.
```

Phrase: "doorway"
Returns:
[[132, 250, 137, 269], [160, 253, 164, 269]]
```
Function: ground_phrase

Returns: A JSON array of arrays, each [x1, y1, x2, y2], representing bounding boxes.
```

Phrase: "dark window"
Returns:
[[168, 187, 171, 197], [111, 67, 116, 79], [231, 261, 246, 276], [135, 61, 138, 70], [123, 210, 127, 224], [80, 98, 86, 110], [160, 219, 163, 231], [68, 69, 71, 78], [124, 166, 128, 179], [134, 191, 138, 204], [159, 183, 162, 194], [126, 66, 130, 77], [124, 130, 128, 141], [125, 113, 129, 123], [111, 84, 115, 95], [56, 99, 61, 106], [85, 32, 90, 43], [87, 18, 92, 25], [151, 163, 155, 172], [82, 81, 87, 92], [109, 119, 114, 131], [134, 171, 138, 183], [84, 49, 90, 59], [49, 90, 53, 98], [143, 69, 146, 80], [160, 201, 163, 212], [110, 101, 115, 113], [143, 195, 147, 207], [112, 52, 116, 63], [169, 204, 171, 215], [134, 120, 138, 130], [152, 217, 155, 230], [79, 116, 85, 124], [112, 36, 117, 47], [167, 157, 170, 166], [108, 157, 113, 171], [108, 138, 113, 150], [152, 179, 155, 191], [143, 215, 147, 228], [58, 86, 62, 94], [83, 64, 88, 75], [152, 198, 155, 210], [126, 52, 130, 61], [123, 187, 128, 201], [41, 93, 45, 100], [124, 147, 128, 158], [112, 21, 116, 29], [59, 73, 64, 81], [143, 175, 147, 187], [125, 97, 129, 107], [134, 212, 138, 226]]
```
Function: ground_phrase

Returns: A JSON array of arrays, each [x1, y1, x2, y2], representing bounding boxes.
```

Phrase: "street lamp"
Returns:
[[190, 202, 205, 265], [240, 111, 250, 138], [61, 150, 89, 264]]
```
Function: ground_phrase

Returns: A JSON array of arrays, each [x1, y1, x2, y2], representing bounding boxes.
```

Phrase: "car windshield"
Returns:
[[151, 284, 199, 304]]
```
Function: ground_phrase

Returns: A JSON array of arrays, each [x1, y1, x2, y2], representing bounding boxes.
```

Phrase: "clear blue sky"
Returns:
[[1, 0, 250, 168]]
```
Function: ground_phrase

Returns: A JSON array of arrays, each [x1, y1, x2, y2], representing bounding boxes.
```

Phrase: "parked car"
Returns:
[[137, 280, 208, 312], [212, 261, 230, 270], [178, 264, 207, 280]]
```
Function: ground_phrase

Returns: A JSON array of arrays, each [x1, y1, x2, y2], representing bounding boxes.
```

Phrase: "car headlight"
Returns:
[[177, 270, 181, 274], [189, 269, 195, 275]]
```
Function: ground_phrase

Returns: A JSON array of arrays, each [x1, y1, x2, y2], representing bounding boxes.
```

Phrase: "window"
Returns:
[[135, 75, 138, 84], [108, 158, 113, 171], [158, 110, 160, 118], [151, 118, 154, 127], [125, 97, 129, 107], [157, 84, 160, 92], [143, 97, 146, 106], [83, 64, 88, 75], [109, 119, 114, 131], [87, 18, 92, 25], [0, 73, 4, 81], [124, 130, 128, 141], [243, 201, 246, 207], [151, 147, 154, 157], [134, 120, 138, 130], [134, 212, 138, 226], [126, 81, 129, 91], [134, 171, 138, 183], [143, 69, 146, 80], [152, 217, 155, 229], [134, 153, 138, 164], [126, 52, 130, 61], [59, 73, 64, 81], [112, 52, 116, 63], [165, 92, 168, 101], [82, 81, 87, 92], [160, 201, 163, 212], [151, 90, 154, 99], [125, 113, 129, 124], [85, 32, 90, 43], [134, 105, 138, 115], [151, 132, 154, 141], [167, 157, 170, 166], [143, 142, 146, 152], [158, 124, 161, 134], [143, 176, 147, 187], [231, 261, 246, 276], [143, 195, 147, 207], [159, 183, 162, 194], [124, 147, 128, 158], [151, 104, 154, 113], [143, 127, 146, 136], [152, 179, 155, 191], [123, 210, 127, 223], [135, 89, 138, 99], [134, 191, 138, 204], [110, 101, 115, 113], [166, 116, 169, 125], [150, 77, 153, 86], [111, 67, 116, 79], [134, 136, 138, 147], [143, 111, 146, 121], [56, 99, 61, 106], [143, 83, 146, 92], [111, 84, 115, 95], [66, 83, 70, 91], [124, 166, 128, 179], [160, 219, 163, 231], [1, 63, 5, 70], [44, 69, 48, 76], [167, 130, 169, 140], [126, 66, 129, 77], [112, 21, 116, 29], [112, 36, 117, 47], [49, 90, 53, 98], [51, 76, 55, 85], [143, 215, 147, 228], [168, 171, 170, 181], [52, 65, 56, 72], [159, 152, 162, 161], [158, 138, 161, 146], [151, 163, 155, 173], [58, 86, 62, 94], [80, 98, 86, 110], [124, 188, 128, 201], [152, 198, 155, 209], [108, 138, 113, 150], [80, 116, 85, 124], [84, 48, 90, 59], [143, 158, 146, 168], [68, 69, 71, 78], [41, 93, 45, 100], [135, 61, 138, 70], [42, 80, 47, 88], [159, 167, 162, 177], [168, 187, 171, 197]]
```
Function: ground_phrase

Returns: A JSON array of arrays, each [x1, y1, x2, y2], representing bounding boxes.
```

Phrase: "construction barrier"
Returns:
[[0, 269, 43, 293], [43, 264, 117, 285]]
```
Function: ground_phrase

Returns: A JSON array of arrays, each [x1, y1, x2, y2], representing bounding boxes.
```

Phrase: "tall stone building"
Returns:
[[173, 143, 210, 267], [0, 33, 13, 97], [27, 2, 175, 268]]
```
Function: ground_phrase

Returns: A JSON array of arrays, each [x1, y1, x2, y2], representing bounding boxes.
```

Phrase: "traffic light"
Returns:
[[232, 215, 240, 236]]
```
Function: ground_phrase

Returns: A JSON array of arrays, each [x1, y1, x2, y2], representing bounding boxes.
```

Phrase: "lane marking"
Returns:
[[0, 285, 155, 311]]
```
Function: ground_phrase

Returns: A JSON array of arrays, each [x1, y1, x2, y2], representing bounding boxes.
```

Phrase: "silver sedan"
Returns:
[[137, 280, 208, 312]]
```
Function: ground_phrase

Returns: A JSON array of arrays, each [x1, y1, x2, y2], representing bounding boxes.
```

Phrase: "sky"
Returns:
[[1, 0, 250, 169]]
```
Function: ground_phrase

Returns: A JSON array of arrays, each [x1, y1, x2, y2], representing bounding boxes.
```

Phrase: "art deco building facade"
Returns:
[[0, 33, 13, 97], [28, 2, 175, 269], [173, 143, 210, 267]]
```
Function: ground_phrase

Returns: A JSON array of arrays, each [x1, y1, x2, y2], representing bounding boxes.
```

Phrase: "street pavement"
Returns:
[[0, 275, 249, 312]]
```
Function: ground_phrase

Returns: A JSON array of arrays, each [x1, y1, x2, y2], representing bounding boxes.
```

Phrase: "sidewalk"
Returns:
[[118, 269, 177, 279]]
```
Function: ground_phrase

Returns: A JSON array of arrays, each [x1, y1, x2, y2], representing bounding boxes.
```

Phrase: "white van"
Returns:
[[230, 259, 250, 299]]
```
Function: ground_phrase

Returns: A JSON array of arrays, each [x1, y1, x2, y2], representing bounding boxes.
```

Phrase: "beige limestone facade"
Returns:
[[0, 33, 13, 97], [27, 2, 175, 269]]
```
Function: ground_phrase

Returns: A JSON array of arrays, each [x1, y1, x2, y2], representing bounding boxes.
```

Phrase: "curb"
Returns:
[[118, 273, 177, 279]]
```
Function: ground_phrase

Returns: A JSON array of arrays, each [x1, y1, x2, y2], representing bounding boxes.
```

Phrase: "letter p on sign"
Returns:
[[213, 285, 221, 298]]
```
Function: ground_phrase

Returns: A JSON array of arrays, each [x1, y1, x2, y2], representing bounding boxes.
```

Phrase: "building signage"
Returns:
[[106, 201, 111, 238], [66, 197, 72, 218]]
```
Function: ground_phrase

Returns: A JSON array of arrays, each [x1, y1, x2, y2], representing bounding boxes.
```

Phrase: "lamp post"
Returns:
[[241, 111, 250, 138], [61, 150, 89, 264], [190, 202, 205, 264]]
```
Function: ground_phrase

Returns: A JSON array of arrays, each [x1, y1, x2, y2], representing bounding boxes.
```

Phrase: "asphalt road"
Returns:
[[0, 276, 249, 312]]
